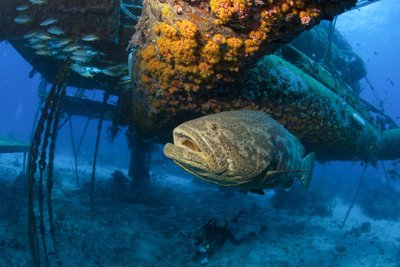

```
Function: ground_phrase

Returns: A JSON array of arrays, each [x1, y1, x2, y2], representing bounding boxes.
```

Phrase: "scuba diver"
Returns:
[[183, 211, 258, 264]]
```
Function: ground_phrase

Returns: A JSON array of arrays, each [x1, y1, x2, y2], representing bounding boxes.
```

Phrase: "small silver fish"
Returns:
[[16, 5, 30, 11], [23, 31, 39, 39], [29, 0, 48, 5], [80, 72, 94, 78], [85, 50, 99, 57], [14, 15, 32, 25], [28, 38, 43, 45], [40, 18, 58, 27], [47, 26, 64, 36], [55, 54, 67, 60], [72, 50, 88, 57], [71, 64, 82, 71], [82, 66, 102, 74], [102, 69, 119, 77], [52, 38, 72, 48], [109, 64, 128, 71], [120, 75, 132, 81], [63, 45, 81, 53], [71, 55, 90, 63], [119, 75, 132, 84], [35, 32, 52, 40], [71, 65, 95, 78], [31, 43, 46, 49], [35, 50, 51, 56], [81, 34, 98, 42]]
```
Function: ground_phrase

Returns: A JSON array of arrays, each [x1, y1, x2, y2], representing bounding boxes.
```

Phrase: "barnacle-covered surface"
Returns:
[[124, 53, 383, 161], [131, 0, 356, 110]]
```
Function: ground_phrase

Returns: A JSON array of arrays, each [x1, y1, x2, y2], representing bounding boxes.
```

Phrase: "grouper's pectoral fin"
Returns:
[[300, 152, 315, 188], [264, 151, 315, 188]]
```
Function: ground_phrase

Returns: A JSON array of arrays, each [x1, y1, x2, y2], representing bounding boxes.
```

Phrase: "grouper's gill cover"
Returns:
[[163, 110, 315, 190]]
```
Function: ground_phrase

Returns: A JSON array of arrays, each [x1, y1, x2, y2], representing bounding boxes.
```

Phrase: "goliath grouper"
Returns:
[[163, 110, 315, 194]]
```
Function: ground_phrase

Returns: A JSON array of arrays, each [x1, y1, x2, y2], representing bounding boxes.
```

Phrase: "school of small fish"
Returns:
[[13, 0, 131, 84]]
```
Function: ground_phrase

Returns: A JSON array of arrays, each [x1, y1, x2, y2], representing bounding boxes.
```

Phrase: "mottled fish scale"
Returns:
[[164, 110, 314, 191]]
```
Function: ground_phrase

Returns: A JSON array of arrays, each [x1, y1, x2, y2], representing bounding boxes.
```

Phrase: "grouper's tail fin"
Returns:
[[300, 152, 315, 187]]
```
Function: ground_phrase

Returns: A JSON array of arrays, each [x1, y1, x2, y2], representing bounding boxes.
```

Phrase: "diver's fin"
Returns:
[[300, 152, 315, 187], [249, 189, 265, 195]]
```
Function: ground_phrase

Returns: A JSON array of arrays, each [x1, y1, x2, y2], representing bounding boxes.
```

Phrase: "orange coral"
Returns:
[[224, 37, 243, 62], [137, 0, 326, 97], [210, 0, 252, 24], [201, 34, 226, 65], [176, 20, 198, 38]]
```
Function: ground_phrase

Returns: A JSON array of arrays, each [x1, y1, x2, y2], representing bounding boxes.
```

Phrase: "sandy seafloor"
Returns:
[[1, 152, 400, 267]]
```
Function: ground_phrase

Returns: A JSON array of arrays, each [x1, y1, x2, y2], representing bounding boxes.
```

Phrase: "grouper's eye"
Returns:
[[182, 139, 202, 152]]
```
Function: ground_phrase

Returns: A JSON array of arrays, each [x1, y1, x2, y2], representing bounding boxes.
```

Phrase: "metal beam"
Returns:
[[0, 136, 30, 153]]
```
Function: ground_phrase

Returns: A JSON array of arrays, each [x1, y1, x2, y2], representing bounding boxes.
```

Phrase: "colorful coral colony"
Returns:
[[138, 0, 337, 95], [132, 0, 356, 130]]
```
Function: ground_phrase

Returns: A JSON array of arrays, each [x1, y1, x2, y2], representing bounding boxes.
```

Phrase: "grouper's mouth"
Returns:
[[163, 131, 210, 176]]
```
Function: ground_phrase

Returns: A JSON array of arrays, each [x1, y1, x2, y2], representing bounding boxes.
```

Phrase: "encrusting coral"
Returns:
[[135, 0, 355, 98]]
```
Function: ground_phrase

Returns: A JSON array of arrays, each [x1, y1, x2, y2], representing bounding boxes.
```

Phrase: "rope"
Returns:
[[37, 82, 61, 267], [340, 164, 368, 229], [364, 76, 385, 112], [322, 17, 338, 65], [28, 80, 58, 267], [69, 117, 91, 185], [27, 60, 70, 267], [47, 83, 67, 267], [90, 92, 109, 216]]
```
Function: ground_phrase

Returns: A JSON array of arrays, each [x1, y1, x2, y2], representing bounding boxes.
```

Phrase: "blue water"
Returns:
[[1, 0, 400, 266]]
